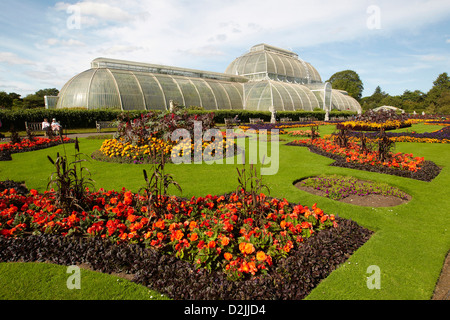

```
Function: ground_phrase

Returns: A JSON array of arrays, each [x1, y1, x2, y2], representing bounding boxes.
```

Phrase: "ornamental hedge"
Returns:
[[0, 108, 356, 132]]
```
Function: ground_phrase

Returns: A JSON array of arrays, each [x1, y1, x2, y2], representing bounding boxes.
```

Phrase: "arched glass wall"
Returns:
[[225, 44, 322, 84], [57, 68, 246, 110], [55, 45, 362, 114], [243, 81, 321, 111]]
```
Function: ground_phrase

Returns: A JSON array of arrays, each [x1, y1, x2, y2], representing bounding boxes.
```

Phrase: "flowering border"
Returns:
[[287, 139, 441, 182], [0, 137, 73, 159]]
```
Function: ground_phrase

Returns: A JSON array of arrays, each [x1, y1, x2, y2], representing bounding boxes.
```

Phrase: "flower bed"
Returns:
[[341, 126, 450, 144], [337, 109, 413, 131], [0, 137, 73, 156], [297, 175, 410, 201], [287, 138, 441, 181], [97, 134, 240, 164], [0, 183, 372, 299], [240, 121, 328, 133], [337, 119, 412, 131], [289, 130, 320, 137], [424, 119, 450, 126], [0, 187, 337, 280]]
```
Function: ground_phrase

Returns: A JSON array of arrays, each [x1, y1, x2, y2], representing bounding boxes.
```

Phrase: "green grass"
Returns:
[[1, 123, 449, 300], [0, 262, 169, 300]]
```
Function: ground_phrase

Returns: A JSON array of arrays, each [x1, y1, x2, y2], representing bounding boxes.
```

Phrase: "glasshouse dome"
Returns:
[[47, 44, 361, 113]]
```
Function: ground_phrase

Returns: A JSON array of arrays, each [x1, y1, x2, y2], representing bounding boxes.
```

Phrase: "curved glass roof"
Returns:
[[57, 67, 244, 110], [225, 44, 322, 84], [54, 44, 362, 114], [243, 80, 321, 111]]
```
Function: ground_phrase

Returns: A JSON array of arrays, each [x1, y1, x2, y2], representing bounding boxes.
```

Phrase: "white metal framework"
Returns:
[[53, 44, 362, 113]]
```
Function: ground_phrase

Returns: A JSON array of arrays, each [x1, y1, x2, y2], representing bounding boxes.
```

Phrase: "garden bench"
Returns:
[[96, 121, 117, 133], [25, 121, 54, 137], [224, 118, 240, 128], [280, 117, 292, 122], [25, 121, 45, 133], [299, 117, 318, 122], [249, 118, 263, 124]]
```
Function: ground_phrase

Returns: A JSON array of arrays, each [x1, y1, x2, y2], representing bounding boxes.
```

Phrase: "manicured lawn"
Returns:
[[1, 123, 449, 300], [0, 262, 169, 300]]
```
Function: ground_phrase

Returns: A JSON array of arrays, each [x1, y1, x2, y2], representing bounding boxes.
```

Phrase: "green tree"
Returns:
[[436, 91, 450, 114], [35, 88, 59, 97], [360, 86, 389, 111], [0, 91, 13, 109], [23, 94, 44, 109], [425, 73, 450, 114], [327, 70, 364, 101], [21, 88, 59, 109]]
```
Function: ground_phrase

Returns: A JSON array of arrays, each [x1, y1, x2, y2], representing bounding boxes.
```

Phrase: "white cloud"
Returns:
[[0, 52, 35, 65], [3, 0, 450, 96], [46, 38, 86, 47], [54, 1, 134, 27], [415, 54, 447, 62], [98, 45, 144, 55]]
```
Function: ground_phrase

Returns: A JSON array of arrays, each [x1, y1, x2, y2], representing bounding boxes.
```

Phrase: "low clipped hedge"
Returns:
[[0, 108, 356, 131], [0, 108, 129, 131]]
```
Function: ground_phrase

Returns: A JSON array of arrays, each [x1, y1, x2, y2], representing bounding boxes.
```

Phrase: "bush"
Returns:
[[0, 108, 357, 131]]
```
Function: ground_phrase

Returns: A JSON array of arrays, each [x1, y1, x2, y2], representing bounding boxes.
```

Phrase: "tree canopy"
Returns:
[[326, 70, 364, 101], [359, 72, 450, 114], [0, 88, 60, 109]]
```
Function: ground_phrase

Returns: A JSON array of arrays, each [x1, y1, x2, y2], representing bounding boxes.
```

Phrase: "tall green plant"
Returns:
[[139, 148, 182, 222], [236, 161, 270, 219], [47, 138, 94, 213]]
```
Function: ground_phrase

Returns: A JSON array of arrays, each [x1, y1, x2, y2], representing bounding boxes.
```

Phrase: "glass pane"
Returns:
[[110, 70, 145, 110], [208, 81, 231, 109], [172, 77, 201, 108], [223, 82, 244, 109], [153, 74, 184, 109], [87, 69, 121, 110], [134, 73, 166, 111], [190, 79, 217, 110], [57, 69, 93, 108], [244, 82, 269, 111]]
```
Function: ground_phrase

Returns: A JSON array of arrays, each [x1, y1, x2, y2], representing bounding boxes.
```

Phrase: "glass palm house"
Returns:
[[46, 44, 361, 113]]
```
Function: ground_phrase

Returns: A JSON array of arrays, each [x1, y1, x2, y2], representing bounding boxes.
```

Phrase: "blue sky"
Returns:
[[0, 0, 449, 98]]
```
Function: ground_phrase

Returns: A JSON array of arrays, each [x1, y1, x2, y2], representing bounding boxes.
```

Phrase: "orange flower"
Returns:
[[283, 240, 294, 253], [224, 252, 232, 260], [239, 242, 255, 255], [189, 221, 197, 231], [154, 219, 165, 230], [256, 251, 267, 261], [127, 214, 138, 222], [301, 221, 310, 229], [208, 240, 216, 248], [189, 233, 198, 241], [120, 232, 128, 240], [171, 229, 184, 241], [221, 236, 230, 246], [239, 261, 257, 275]]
